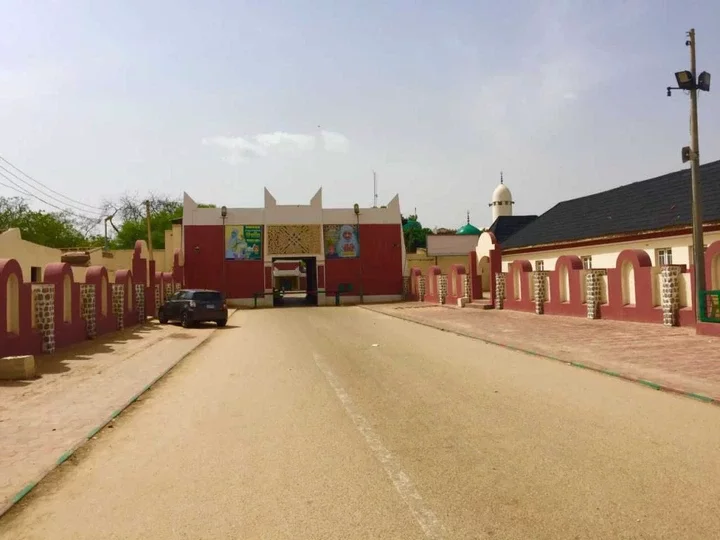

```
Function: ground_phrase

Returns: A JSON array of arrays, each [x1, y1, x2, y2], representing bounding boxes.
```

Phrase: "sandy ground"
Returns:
[[0, 320, 217, 510], [1, 306, 720, 539]]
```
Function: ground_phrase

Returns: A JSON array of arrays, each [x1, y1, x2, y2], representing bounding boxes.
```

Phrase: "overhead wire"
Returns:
[[0, 154, 106, 215], [0, 169, 103, 224]]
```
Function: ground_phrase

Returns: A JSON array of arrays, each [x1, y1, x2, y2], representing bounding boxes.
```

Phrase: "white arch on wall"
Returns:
[[621, 261, 636, 305], [6, 273, 20, 334], [63, 274, 72, 323], [513, 268, 521, 300], [101, 276, 109, 316], [559, 265, 569, 303]]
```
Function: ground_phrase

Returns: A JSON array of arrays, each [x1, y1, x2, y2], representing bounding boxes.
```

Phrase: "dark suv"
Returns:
[[158, 289, 228, 328]]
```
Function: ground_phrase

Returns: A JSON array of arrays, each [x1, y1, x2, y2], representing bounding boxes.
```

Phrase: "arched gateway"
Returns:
[[180, 188, 405, 307]]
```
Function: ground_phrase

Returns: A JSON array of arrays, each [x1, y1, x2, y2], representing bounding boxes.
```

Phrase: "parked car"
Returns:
[[158, 289, 228, 328]]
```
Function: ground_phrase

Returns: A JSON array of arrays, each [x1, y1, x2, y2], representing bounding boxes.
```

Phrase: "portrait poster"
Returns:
[[225, 225, 262, 260], [324, 224, 360, 259]]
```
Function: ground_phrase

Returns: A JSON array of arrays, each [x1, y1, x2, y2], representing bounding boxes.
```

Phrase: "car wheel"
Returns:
[[181, 311, 192, 328], [217, 319, 227, 327], [158, 310, 168, 324]]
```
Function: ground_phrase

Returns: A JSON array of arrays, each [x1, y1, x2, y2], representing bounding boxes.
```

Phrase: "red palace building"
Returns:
[[181, 188, 405, 306]]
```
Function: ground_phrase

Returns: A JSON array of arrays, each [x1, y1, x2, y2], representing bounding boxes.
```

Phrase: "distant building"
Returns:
[[181, 188, 404, 306], [495, 160, 720, 276]]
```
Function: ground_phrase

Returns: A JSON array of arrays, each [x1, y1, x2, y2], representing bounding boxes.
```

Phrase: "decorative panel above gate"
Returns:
[[267, 225, 322, 255]]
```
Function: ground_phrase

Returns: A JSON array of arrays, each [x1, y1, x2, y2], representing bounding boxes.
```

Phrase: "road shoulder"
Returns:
[[0, 314, 234, 516]]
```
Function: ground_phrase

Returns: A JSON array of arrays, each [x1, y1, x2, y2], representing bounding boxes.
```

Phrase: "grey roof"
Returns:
[[488, 215, 538, 244], [501, 159, 720, 251]]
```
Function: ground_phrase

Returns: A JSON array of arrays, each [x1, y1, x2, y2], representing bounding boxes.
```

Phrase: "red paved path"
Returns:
[[365, 303, 720, 401]]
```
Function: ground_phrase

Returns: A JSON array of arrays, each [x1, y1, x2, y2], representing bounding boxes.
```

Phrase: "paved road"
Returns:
[[2, 307, 720, 539]]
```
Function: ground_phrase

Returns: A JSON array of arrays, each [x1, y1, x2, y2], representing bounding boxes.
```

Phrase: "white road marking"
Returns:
[[314, 353, 447, 539]]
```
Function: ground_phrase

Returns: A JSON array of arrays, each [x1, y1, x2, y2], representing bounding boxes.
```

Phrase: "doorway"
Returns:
[[272, 256, 318, 307]]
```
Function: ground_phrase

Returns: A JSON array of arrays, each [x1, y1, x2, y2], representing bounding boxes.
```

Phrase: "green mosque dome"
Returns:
[[456, 223, 482, 235]]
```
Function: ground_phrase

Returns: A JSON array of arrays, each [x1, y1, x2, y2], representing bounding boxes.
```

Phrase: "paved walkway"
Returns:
[[365, 303, 720, 401], [0, 318, 224, 512]]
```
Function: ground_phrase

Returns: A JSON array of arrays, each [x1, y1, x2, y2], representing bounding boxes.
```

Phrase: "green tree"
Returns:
[[0, 196, 92, 248], [401, 214, 432, 253], [106, 195, 215, 250]]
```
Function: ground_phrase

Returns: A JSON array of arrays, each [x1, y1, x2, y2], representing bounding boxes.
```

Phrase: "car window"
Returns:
[[192, 291, 223, 302], [171, 291, 188, 301]]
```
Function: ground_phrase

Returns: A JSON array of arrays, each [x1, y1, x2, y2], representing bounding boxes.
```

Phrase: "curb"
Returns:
[[0, 311, 236, 519], [362, 305, 719, 408]]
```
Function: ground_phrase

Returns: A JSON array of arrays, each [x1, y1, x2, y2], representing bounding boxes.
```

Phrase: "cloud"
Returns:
[[321, 130, 350, 153], [203, 129, 349, 163]]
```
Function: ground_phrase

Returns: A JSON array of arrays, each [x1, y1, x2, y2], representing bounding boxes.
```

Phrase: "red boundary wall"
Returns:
[[408, 241, 720, 336], [0, 243, 180, 358]]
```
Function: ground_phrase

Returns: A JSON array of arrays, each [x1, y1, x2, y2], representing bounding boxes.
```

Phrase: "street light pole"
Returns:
[[668, 29, 712, 319], [687, 29, 706, 316]]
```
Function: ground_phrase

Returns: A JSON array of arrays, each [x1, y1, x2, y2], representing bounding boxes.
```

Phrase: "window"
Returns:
[[581, 256, 592, 270], [534, 260, 545, 271], [656, 248, 673, 266], [30, 266, 42, 282], [192, 291, 223, 302]]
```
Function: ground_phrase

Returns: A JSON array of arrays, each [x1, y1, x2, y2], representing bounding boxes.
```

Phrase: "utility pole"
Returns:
[[667, 29, 712, 319], [688, 29, 705, 315], [145, 200, 154, 261]]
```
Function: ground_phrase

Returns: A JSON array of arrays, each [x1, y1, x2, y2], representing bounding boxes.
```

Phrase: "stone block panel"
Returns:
[[80, 284, 96, 339], [32, 285, 55, 353], [495, 273, 506, 310]]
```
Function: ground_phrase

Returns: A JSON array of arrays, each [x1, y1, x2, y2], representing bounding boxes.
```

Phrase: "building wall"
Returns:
[[406, 250, 469, 277], [0, 228, 171, 289], [426, 235, 479, 256], [184, 223, 403, 298], [181, 188, 404, 300], [502, 231, 720, 274]]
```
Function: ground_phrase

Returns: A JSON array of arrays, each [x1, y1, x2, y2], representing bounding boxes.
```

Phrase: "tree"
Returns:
[[0, 196, 91, 248], [105, 195, 215, 250], [401, 213, 432, 253]]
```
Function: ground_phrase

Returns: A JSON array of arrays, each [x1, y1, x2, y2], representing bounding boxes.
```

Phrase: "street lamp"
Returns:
[[354, 203, 364, 303], [221, 206, 228, 296], [667, 28, 712, 321]]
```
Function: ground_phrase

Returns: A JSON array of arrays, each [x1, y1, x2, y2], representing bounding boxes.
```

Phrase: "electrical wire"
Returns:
[[0, 154, 105, 213], [0, 169, 103, 224]]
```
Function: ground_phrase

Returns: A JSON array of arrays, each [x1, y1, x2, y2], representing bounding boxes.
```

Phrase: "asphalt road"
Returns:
[[2, 306, 720, 539]]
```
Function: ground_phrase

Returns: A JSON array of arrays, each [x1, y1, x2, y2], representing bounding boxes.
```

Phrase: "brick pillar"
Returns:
[[165, 283, 174, 302], [80, 284, 97, 339], [402, 276, 410, 299], [586, 270, 606, 319], [135, 284, 146, 324], [154, 284, 161, 317], [462, 274, 471, 300], [418, 276, 426, 301], [112, 284, 125, 330], [533, 271, 547, 314], [438, 275, 448, 305], [495, 272, 506, 310], [33, 285, 55, 353], [661, 265, 681, 327]]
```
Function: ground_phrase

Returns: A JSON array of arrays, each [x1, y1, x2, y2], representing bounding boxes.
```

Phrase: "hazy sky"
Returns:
[[0, 0, 719, 229]]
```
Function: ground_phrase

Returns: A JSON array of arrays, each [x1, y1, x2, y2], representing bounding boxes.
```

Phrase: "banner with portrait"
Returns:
[[225, 225, 263, 260], [324, 224, 360, 258]]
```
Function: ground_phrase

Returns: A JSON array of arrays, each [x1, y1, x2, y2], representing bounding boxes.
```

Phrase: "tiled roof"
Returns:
[[488, 215, 538, 244], [501, 159, 720, 251]]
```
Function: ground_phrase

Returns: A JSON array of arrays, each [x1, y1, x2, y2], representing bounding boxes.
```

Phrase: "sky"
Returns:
[[0, 0, 719, 230]]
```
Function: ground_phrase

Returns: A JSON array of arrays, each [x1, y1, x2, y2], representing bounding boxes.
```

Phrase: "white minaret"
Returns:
[[490, 171, 514, 222]]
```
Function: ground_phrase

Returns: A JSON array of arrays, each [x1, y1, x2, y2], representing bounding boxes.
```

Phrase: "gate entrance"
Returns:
[[271, 257, 318, 307]]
